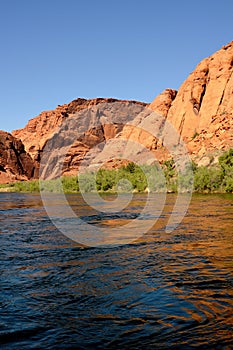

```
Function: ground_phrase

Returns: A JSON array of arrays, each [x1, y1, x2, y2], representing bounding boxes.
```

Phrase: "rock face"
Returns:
[[5, 39, 233, 182], [150, 41, 233, 164], [0, 131, 36, 183], [13, 98, 147, 178], [149, 88, 177, 117], [13, 98, 146, 164]]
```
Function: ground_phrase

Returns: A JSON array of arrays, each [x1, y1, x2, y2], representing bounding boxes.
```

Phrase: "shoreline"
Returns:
[[1, 149, 233, 195], [0, 184, 232, 195]]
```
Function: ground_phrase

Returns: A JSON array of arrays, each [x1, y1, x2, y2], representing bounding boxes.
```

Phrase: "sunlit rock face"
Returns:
[[150, 41, 233, 164], [9, 40, 233, 179]]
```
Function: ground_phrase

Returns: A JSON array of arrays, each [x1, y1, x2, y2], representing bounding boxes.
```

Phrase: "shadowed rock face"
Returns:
[[0, 131, 36, 183], [12, 98, 147, 164], [12, 98, 148, 177]]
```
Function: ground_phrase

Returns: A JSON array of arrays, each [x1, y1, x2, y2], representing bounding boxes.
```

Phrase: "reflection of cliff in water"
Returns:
[[0, 192, 233, 349]]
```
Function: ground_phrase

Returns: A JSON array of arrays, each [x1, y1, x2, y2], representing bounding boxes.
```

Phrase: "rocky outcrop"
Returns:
[[7, 40, 233, 180], [149, 40, 233, 164], [149, 88, 177, 117], [13, 99, 147, 178], [0, 131, 36, 183], [13, 98, 147, 166], [155, 41, 233, 137]]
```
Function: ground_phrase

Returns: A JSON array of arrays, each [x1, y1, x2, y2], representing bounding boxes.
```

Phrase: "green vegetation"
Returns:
[[0, 180, 40, 192], [82, 163, 165, 193], [1, 149, 233, 194], [194, 148, 233, 193], [192, 131, 200, 139]]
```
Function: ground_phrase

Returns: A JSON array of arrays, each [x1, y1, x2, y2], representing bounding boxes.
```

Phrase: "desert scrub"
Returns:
[[194, 166, 223, 192], [2, 149, 233, 194]]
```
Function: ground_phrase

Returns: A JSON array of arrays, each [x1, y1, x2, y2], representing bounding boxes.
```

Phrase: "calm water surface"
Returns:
[[0, 193, 233, 349]]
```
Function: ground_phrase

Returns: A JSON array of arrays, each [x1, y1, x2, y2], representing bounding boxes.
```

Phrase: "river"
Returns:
[[0, 193, 233, 349]]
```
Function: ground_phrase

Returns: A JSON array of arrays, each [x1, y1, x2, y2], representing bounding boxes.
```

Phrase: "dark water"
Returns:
[[0, 193, 233, 349]]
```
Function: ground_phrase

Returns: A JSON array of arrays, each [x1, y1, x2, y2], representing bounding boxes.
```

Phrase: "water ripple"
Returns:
[[0, 193, 233, 349]]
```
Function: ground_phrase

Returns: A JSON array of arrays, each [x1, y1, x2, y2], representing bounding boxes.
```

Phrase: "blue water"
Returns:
[[0, 193, 233, 349]]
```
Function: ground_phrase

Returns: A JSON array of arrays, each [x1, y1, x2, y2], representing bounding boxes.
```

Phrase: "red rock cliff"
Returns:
[[150, 41, 233, 164], [13, 98, 146, 162], [0, 131, 36, 183], [10, 40, 233, 177]]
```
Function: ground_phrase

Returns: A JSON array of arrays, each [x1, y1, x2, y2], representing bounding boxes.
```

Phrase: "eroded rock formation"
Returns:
[[0, 131, 36, 183], [2, 40, 232, 182], [12, 98, 146, 165], [150, 41, 233, 164]]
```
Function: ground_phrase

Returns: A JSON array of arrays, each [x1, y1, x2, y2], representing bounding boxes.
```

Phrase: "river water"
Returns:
[[0, 192, 233, 349]]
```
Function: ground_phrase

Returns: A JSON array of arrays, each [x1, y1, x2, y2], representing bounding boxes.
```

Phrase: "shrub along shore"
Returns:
[[1, 149, 233, 194]]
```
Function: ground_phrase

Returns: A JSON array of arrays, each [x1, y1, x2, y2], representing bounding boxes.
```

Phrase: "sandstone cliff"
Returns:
[[12, 98, 146, 164], [12, 98, 147, 178], [150, 40, 233, 165], [0, 131, 36, 183], [6, 40, 233, 181], [149, 88, 177, 117]]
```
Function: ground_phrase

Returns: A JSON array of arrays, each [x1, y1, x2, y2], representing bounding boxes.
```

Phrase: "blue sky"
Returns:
[[0, 0, 233, 132]]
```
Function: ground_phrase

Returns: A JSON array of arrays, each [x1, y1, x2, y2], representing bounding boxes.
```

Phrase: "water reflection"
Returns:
[[0, 193, 232, 349]]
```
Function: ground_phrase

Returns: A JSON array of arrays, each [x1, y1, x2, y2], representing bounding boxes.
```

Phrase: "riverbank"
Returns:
[[1, 149, 233, 194]]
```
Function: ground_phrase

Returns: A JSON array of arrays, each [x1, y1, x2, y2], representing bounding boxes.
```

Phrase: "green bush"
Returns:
[[219, 148, 233, 174], [95, 164, 148, 193], [2, 149, 233, 194], [61, 176, 79, 193], [161, 159, 177, 192], [40, 179, 63, 193], [219, 148, 233, 193], [13, 180, 40, 192], [194, 166, 222, 192], [78, 172, 96, 193], [223, 176, 233, 193]]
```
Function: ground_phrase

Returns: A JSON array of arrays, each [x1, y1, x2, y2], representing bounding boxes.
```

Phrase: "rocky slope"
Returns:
[[0, 131, 36, 183], [150, 40, 233, 165], [115, 38, 233, 166], [12, 98, 146, 164], [2, 40, 232, 182]]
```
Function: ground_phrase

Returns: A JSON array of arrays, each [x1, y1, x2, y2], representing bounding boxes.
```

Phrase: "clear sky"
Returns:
[[0, 0, 233, 132]]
